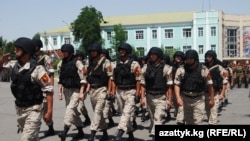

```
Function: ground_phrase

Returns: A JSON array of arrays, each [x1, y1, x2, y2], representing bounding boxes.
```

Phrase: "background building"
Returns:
[[40, 10, 250, 63]]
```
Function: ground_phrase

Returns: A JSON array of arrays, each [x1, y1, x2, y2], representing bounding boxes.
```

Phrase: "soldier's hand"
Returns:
[[166, 100, 172, 109], [58, 92, 63, 100], [1, 53, 10, 62], [140, 97, 145, 106], [79, 92, 84, 100], [44, 112, 52, 123], [134, 95, 140, 104], [209, 99, 215, 107], [176, 98, 183, 106]]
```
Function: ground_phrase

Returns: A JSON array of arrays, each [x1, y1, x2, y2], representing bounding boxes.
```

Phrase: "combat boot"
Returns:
[[127, 132, 134, 141], [88, 130, 96, 141], [83, 114, 91, 126], [108, 117, 115, 127], [72, 126, 84, 140], [114, 129, 124, 141], [58, 125, 70, 141], [100, 129, 109, 141], [44, 125, 55, 136], [132, 119, 137, 129]]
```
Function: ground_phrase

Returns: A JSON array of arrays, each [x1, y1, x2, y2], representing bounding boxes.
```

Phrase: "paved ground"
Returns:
[[0, 81, 250, 141]]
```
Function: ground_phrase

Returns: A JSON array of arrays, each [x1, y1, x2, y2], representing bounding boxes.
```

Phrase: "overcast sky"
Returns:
[[0, 0, 249, 41]]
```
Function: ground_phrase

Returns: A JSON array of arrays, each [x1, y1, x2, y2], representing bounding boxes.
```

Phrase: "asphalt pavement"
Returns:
[[0, 80, 250, 141]]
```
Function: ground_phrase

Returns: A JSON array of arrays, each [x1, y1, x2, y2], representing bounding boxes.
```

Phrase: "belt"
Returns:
[[117, 86, 136, 90], [147, 91, 164, 95], [182, 91, 203, 98], [90, 84, 104, 88]]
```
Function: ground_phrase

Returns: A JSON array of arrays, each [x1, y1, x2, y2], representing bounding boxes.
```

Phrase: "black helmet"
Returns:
[[118, 43, 132, 54], [185, 49, 199, 61], [163, 54, 171, 65], [205, 50, 217, 60], [173, 51, 185, 60], [75, 50, 84, 58], [148, 47, 163, 59], [101, 49, 111, 60], [14, 37, 35, 54], [61, 44, 74, 54], [33, 39, 43, 48], [88, 43, 102, 53], [129, 53, 138, 61]]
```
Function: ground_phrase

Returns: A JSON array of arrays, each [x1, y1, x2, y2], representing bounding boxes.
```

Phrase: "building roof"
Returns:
[[42, 11, 195, 35]]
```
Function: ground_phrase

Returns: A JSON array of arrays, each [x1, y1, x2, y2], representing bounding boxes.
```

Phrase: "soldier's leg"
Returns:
[[78, 100, 90, 126], [20, 104, 43, 141], [175, 95, 184, 124], [204, 93, 211, 122], [208, 93, 220, 125], [103, 99, 115, 127]]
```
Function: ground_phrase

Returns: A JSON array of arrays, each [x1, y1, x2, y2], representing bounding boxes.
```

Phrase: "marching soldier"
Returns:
[[86, 43, 112, 141], [58, 44, 86, 141], [140, 47, 173, 140], [234, 62, 244, 88], [111, 43, 141, 141], [204, 50, 228, 125], [33, 39, 55, 136], [174, 49, 214, 125], [10, 37, 53, 140]]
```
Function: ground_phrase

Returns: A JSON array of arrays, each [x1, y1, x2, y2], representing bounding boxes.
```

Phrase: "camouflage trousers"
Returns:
[[182, 94, 205, 125], [205, 92, 220, 125], [103, 99, 113, 119], [63, 88, 82, 127], [77, 99, 88, 116], [16, 103, 43, 141], [173, 93, 184, 124], [116, 89, 136, 133], [89, 86, 108, 131], [146, 94, 166, 135]]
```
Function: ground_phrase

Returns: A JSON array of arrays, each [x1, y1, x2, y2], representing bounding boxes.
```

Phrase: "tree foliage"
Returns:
[[32, 33, 40, 40], [72, 6, 104, 55]]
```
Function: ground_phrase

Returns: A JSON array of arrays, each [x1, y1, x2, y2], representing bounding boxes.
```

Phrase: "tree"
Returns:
[[4, 42, 15, 59], [32, 33, 40, 40], [110, 24, 127, 59], [71, 6, 105, 55], [0, 36, 7, 57]]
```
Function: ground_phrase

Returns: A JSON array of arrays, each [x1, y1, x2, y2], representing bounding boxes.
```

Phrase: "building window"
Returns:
[[211, 27, 216, 36], [198, 45, 204, 54], [64, 38, 70, 44], [125, 31, 128, 41], [152, 30, 157, 39], [198, 27, 203, 37], [137, 47, 145, 57], [183, 45, 191, 53], [183, 28, 192, 38], [53, 38, 57, 46], [107, 32, 111, 40], [165, 46, 173, 54], [136, 30, 144, 39], [164, 29, 173, 38], [211, 44, 216, 51], [227, 29, 238, 57]]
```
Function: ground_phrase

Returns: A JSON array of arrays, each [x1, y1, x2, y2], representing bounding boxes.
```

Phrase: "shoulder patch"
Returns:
[[134, 66, 141, 76], [207, 72, 212, 80], [41, 74, 49, 83]]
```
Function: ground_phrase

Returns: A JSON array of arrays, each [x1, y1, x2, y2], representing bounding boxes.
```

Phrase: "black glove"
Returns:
[[106, 94, 115, 102], [134, 95, 140, 104]]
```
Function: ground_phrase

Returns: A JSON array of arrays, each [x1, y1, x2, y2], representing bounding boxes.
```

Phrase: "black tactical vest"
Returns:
[[86, 59, 108, 86], [209, 66, 223, 91], [59, 57, 81, 88], [34, 51, 46, 66], [113, 59, 136, 86], [145, 62, 166, 94], [181, 63, 205, 92], [10, 59, 44, 107]]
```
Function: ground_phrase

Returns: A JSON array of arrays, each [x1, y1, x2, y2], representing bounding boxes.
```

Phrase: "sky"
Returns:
[[0, 0, 250, 41]]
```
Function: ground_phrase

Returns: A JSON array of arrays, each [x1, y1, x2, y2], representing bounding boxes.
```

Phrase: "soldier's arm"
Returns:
[[44, 91, 53, 123]]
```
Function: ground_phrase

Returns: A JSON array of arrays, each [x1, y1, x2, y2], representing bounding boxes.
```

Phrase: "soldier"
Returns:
[[100, 48, 115, 127], [33, 39, 55, 136], [140, 47, 173, 140], [58, 44, 86, 141], [204, 50, 228, 125], [234, 62, 244, 88], [243, 64, 249, 88], [10, 37, 53, 140], [111, 43, 141, 141], [86, 43, 112, 141], [222, 60, 233, 105], [75, 50, 91, 126], [172, 51, 185, 124], [174, 49, 214, 125]]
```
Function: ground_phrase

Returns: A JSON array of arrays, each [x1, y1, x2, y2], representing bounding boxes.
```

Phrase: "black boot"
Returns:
[[127, 132, 134, 141], [88, 130, 96, 141], [44, 125, 55, 136], [132, 119, 137, 129], [58, 125, 70, 141], [165, 109, 171, 121], [100, 129, 109, 141], [72, 126, 84, 140], [108, 117, 115, 127], [141, 108, 146, 122], [114, 129, 124, 141], [83, 114, 91, 126]]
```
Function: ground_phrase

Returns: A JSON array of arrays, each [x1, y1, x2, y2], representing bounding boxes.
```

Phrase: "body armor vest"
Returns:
[[145, 62, 166, 94], [86, 59, 108, 86], [59, 57, 81, 88], [181, 63, 205, 92], [10, 59, 44, 107], [113, 59, 136, 86], [209, 66, 223, 91], [34, 51, 46, 66]]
